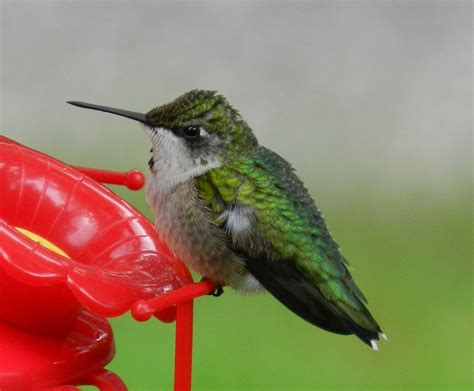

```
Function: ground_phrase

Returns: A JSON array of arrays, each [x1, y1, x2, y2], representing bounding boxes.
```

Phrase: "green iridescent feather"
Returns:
[[196, 146, 381, 341]]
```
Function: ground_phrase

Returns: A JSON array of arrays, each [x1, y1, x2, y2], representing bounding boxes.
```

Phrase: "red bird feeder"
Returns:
[[0, 136, 216, 390]]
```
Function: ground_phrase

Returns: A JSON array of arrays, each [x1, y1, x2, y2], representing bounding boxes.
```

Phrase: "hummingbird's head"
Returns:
[[68, 90, 257, 190]]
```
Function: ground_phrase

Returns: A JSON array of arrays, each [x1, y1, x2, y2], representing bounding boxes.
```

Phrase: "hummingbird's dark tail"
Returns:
[[246, 256, 384, 349]]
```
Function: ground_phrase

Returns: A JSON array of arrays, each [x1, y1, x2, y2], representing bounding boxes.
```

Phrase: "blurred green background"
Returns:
[[1, 1, 471, 390]]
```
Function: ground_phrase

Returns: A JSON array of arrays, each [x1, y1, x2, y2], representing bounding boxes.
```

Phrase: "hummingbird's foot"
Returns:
[[200, 277, 224, 297], [210, 286, 224, 297]]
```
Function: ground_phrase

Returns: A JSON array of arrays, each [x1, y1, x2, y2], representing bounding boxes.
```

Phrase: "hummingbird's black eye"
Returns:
[[184, 125, 200, 138]]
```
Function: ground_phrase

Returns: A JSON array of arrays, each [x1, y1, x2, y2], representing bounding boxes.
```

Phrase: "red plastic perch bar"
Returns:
[[73, 166, 145, 190], [131, 280, 216, 391], [131, 280, 216, 322]]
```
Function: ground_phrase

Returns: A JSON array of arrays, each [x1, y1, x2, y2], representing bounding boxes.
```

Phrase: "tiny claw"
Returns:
[[199, 277, 224, 297], [211, 286, 224, 297]]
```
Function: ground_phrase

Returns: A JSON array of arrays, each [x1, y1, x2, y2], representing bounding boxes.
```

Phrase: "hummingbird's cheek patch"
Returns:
[[199, 128, 211, 137]]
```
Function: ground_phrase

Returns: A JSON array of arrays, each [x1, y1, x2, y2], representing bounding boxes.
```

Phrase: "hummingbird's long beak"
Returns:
[[67, 101, 150, 125]]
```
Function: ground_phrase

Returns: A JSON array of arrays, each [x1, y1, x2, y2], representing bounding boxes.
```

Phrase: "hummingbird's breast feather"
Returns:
[[146, 176, 250, 287]]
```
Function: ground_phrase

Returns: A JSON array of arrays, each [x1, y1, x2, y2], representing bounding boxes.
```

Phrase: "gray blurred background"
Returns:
[[1, 1, 470, 195], [0, 1, 471, 390]]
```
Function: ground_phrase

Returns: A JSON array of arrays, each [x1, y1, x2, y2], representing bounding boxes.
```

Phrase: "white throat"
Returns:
[[145, 127, 222, 194]]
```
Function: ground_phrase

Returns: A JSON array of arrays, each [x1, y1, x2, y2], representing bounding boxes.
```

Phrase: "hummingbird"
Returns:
[[68, 90, 385, 349]]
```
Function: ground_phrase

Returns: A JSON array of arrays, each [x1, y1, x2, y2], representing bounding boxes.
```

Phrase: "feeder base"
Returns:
[[0, 310, 126, 390]]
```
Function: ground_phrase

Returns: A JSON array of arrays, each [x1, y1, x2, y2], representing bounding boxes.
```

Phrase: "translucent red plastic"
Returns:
[[0, 136, 192, 330], [0, 310, 126, 390], [0, 136, 216, 390]]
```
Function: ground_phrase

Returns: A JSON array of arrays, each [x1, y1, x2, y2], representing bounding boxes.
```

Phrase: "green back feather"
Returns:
[[195, 146, 379, 333]]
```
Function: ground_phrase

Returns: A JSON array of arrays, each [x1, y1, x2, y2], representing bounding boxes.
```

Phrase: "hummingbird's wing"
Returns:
[[196, 146, 383, 348]]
